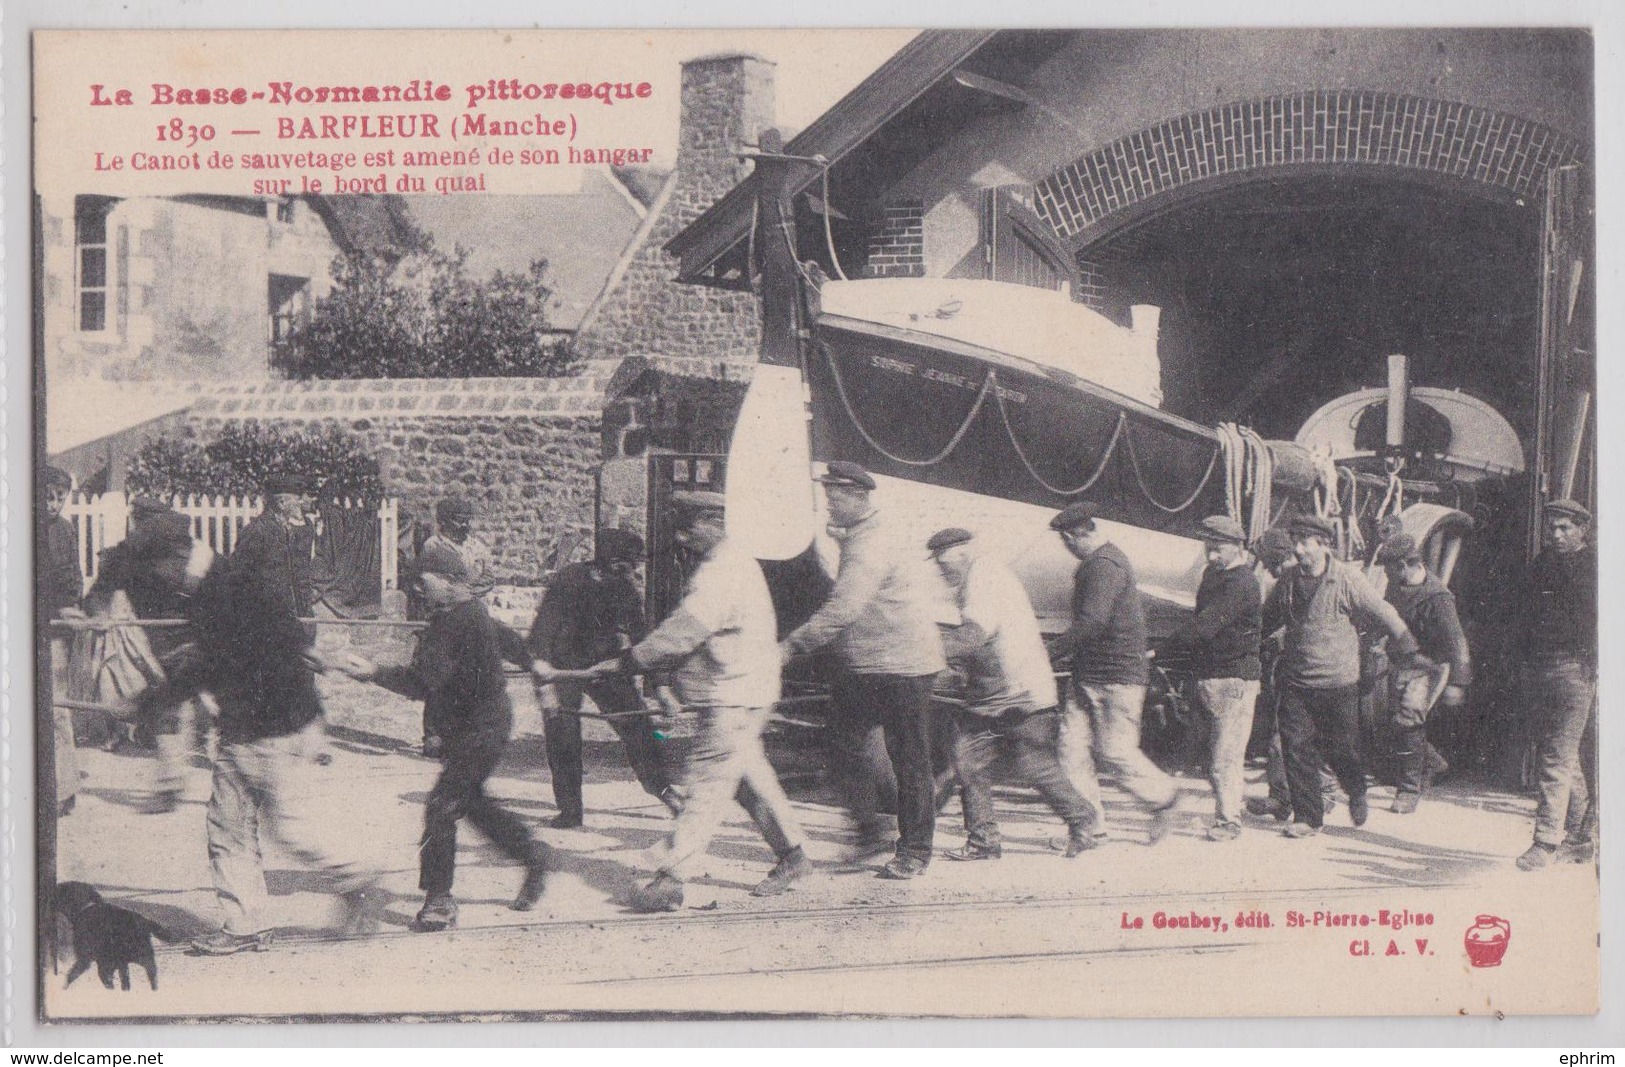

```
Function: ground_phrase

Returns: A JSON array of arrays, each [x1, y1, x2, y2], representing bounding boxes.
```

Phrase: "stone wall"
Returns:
[[185, 378, 605, 583]]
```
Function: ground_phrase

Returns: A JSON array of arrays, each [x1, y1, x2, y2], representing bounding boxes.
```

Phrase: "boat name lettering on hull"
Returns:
[[869, 354, 916, 376], [867, 353, 1027, 403]]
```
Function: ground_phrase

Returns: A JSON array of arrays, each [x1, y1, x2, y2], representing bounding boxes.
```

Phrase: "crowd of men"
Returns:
[[40, 459, 1598, 953]]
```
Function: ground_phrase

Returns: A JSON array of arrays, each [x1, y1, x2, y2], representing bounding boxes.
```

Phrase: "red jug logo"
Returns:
[[1464, 914, 1511, 967]]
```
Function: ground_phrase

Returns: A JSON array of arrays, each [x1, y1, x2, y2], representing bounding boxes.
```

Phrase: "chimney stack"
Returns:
[[672, 54, 777, 225]]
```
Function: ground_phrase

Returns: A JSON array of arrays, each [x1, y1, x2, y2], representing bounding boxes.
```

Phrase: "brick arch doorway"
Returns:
[[1032, 90, 1582, 250]]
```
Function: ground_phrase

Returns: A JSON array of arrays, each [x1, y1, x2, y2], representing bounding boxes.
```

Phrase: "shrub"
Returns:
[[125, 424, 384, 502]]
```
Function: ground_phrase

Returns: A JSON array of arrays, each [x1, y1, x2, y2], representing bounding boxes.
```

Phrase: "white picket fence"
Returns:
[[63, 491, 400, 596]]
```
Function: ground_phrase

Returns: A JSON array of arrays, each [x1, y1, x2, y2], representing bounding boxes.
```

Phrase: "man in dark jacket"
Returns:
[[1049, 502, 1178, 844], [1168, 516, 1262, 841], [169, 473, 386, 955], [1376, 534, 1470, 814], [528, 528, 680, 828], [344, 544, 552, 931], [41, 466, 83, 816], [1516, 499, 1597, 871]]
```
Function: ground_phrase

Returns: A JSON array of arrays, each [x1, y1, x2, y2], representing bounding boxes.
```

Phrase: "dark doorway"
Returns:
[[1082, 173, 1553, 786], [1085, 173, 1544, 444]]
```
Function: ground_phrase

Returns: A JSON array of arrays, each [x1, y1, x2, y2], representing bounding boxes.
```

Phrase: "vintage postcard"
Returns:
[[28, 25, 1601, 1024]]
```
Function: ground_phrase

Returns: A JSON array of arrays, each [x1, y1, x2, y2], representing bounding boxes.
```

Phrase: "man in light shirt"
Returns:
[[928, 528, 1103, 860], [781, 462, 948, 881], [580, 491, 810, 912], [1264, 514, 1419, 838]]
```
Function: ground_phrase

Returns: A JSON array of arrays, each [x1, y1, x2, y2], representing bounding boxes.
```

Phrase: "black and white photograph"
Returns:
[[21, 20, 1611, 1028]]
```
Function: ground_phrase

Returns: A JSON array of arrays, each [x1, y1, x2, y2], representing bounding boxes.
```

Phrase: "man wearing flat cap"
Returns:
[[1515, 499, 1597, 870], [416, 495, 495, 755], [1167, 516, 1262, 841], [223, 472, 320, 675], [174, 470, 388, 955], [1376, 534, 1470, 815], [1048, 501, 1177, 843], [781, 461, 948, 880], [527, 526, 681, 827], [1263, 513, 1420, 838], [929, 528, 1103, 860], [578, 490, 810, 912], [424, 496, 495, 599]]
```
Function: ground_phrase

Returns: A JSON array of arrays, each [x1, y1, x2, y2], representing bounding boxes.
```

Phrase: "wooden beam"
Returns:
[[950, 69, 1036, 107]]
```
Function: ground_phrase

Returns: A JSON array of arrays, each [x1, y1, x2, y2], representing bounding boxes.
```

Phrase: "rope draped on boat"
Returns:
[[1215, 422, 1274, 539], [994, 387, 1125, 497], [1241, 425, 1274, 543], [1122, 424, 1223, 514], [1217, 423, 1246, 526], [817, 337, 1219, 514], [820, 336, 996, 467]]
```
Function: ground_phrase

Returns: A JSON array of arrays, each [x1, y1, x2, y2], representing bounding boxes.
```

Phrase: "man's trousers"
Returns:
[[540, 677, 672, 820], [1278, 681, 1367, 829], [827, 672, 938, 864], [206, 720, 380, 935], [1529, 656, 1598, 847], [421, 717, 545, 898], [1061, 681, 1176, 818], [952, 707, 1099, 847], [660, 705, 805, 879], [1195, 677, 1261, 826]]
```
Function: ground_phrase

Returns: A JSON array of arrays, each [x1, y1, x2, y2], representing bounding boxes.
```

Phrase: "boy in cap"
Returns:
[[528, 527, 681, 827], [1516, 499, 1597, 870], [423, 496, 494, 597], [1376, 534, 1469, 814], [928, 528, 1103, 859], [1263, 514, 1419, 837], [781, 462, 948, 880], [1167, 516, 1262, 841], [1049, 501, 1178, 843], [418, 495, 494, 755], [342, 543, 551, 931], [41, 466, 83, 816], [570, 491, 809, 911]]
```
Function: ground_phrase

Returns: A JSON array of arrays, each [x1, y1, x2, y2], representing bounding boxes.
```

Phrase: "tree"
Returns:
[[288, 235, 579, 379]]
